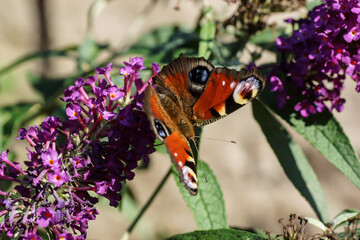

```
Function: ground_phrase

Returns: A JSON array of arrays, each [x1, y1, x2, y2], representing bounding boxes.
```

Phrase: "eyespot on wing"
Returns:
[[233, 75, 263, 105]]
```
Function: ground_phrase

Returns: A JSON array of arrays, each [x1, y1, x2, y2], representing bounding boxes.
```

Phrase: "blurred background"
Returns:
[[0, 0, 359, 239]]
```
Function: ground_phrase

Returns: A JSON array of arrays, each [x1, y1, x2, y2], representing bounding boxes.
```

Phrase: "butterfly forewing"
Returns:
[[153, 54, 214, 108]]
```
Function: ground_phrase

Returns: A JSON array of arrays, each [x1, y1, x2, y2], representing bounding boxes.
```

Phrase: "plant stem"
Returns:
[[121, 167, 172, 240]]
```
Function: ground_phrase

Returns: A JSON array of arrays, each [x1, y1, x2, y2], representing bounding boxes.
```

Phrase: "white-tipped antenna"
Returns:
[[195, 136, 237, 144], [191, 139, 208, 183]]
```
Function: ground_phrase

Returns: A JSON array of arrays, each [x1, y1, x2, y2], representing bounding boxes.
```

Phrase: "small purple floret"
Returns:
[[36, 207, 56, 228]]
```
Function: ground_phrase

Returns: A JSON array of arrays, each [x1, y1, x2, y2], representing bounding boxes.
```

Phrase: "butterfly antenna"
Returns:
[[195, 136, 237, 144], [191, 139, 208, 183]]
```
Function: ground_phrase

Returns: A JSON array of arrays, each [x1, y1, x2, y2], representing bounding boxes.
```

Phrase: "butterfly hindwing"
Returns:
[[164, 132, 198, 195]]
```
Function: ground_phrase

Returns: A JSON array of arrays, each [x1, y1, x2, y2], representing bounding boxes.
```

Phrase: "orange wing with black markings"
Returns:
[[143, 54, 266, 195], [152, 54, 215, 109], [192, 67, 266, 126], [143, 85, 198, 195]]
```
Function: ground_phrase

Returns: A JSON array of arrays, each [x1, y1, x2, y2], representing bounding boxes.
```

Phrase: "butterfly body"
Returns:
[[143, 54, 266, 195]]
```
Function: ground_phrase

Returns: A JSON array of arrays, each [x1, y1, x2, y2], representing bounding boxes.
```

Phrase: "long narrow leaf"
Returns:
[[0, 49, 75, 76], [252, 100, 330, 223], [331, 209, 360, 229], [172, 161, 228, 230], [287, 111, 360, 190], [260, 91, 360, 191], [167, 229, 266, 240]]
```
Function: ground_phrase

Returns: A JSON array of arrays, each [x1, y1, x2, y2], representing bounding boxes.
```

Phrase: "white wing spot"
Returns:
[[222, 80, 226, 86], [230, 81, 236, 89], [233, 76, 260, 104], [178, 161, 183, 167], [182, 166, 198, 192], [174, 152, 178, 157]]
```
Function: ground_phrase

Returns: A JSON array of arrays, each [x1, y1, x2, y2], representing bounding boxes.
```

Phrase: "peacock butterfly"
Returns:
[[143, 54, 266, 195]]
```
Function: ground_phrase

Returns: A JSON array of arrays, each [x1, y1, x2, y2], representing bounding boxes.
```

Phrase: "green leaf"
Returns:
[[0, 47, 76, 76], [77, 37, 101, 67], [154, 139, 167, 154], [126, 26, 198, 64], [252, 100, 330, 223], [172, 161, 228, 230], [249, 28, 276, 46], [331, 209, 360, 229], [334, 209, 360, 240], [306, 217, 327, 231], [306, 0, 323, 11], [37, 228, 51, 240], [167, 229, 267, 240], [0, 104, 36, 149], [120, 191, 156, 240], [192, 126, 203, 160], [288, 112, 360, 190], [261, 90, 360, 194], [198, 7, 216, 58], [27, 72, 66, 102], [0, 110, 11, 149], [249, 27, 286, 53], [0, 230, 10, 240], [338, 229, 360, 240]]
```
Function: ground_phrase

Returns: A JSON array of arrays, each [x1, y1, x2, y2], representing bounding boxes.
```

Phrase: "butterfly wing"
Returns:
[[144, 54, 266, 195], [164, 131, 198, 195], [153, 54, 215, 112], [191, 67, 266, 126], [144, 54, 215, 194], [143, 85, 198, 195], [153, 54, 266, 126]]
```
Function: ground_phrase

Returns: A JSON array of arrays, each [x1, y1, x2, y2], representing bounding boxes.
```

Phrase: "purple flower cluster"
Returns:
[[272, 0, 360, 117], [0, 57, 159, 239]]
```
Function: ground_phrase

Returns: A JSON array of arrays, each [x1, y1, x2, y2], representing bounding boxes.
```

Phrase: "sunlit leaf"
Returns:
[[167, 229, 266, 240], [261, 90, 360, 192], [253, 100, 330, 223], [173, 161, 228, 230]]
